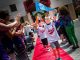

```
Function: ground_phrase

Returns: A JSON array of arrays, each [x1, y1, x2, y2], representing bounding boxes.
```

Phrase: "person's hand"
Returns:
[[14, 13, 21, 27], [18, 30, 22, 34], [15, 13, 21, 23]]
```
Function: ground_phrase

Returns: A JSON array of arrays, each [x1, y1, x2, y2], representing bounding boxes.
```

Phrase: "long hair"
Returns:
[[0, 10, 9, 20], [59, 7, 69, 16]]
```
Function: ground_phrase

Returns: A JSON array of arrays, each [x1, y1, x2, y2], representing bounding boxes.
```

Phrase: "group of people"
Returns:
[[0, 6, 79, 60], [36, 7, 79, 60], [0, 11, 35, 60]]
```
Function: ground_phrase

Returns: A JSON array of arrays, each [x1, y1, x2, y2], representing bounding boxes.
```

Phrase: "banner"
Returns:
[[35, 2, 55, 12]]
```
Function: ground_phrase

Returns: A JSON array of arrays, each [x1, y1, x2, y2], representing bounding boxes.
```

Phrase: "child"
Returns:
[[37, 20, 49, 51], [45, 12, 61, 60]]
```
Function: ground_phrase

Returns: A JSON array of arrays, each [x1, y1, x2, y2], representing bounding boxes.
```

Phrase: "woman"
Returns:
[[59, 7, 79, 49], [0, 10, 19, 60]]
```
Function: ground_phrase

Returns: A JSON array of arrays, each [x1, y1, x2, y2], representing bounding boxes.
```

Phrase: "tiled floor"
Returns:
[[29, 20, 80, 60], [69, 20, 80, 60]]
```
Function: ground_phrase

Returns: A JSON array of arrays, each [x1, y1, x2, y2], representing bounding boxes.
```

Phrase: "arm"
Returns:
[[0, 22, 15, 31], [0, 13, 20, 31], [0, 20, 17, 28]]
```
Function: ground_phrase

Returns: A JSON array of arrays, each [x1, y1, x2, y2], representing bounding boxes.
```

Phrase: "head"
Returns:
[[53, 9, 57, 14], [29, 32, 33, 37], [45, 12, 51, 24], [59, 7, 69, 16], [0, 10, 10, 22]]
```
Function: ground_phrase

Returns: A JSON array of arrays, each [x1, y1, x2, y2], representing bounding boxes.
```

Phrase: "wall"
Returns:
[[50, 0, 77, 20], [50, 0, 73, 8], [0, 0, 26, 19], [67, 3, 76, 20]]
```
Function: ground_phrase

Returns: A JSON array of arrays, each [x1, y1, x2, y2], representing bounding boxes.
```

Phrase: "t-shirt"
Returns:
[[59, 16, 72, 27], [45, 22, 60, 43], [24, 25, 33, 36], [37, 24, 47, 39]]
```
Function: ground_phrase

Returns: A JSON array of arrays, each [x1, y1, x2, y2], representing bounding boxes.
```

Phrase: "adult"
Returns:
[[59, 7, 79, 49], [0, 10, 19, 60]]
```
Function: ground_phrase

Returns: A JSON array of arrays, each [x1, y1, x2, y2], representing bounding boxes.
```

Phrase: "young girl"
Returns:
[[45, 12, 61, 60], [37, 20, 49, 51]]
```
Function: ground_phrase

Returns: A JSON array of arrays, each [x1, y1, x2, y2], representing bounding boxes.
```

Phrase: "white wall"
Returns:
[[0, 0, 26, 19], [50, 0, 73, 8]]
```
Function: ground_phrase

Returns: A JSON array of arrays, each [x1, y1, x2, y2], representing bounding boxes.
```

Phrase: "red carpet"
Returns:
[[32, 38, 73, 60]]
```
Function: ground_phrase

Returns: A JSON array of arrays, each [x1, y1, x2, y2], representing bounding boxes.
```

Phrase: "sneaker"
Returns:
[[76, 45, 79, 48], [72, 46, 77, 50], [56, 58, 62, 60], [47, 48, 50, 52]]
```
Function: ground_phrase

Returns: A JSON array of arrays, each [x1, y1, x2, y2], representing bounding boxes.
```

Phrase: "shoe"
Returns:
[[47, 48, 50, 52], [72, 45, 79, 50], [40, 42, 42, 44], [76, 45, 79, 48], [72, 46, 77, 50], [56, 58, 62, 60]]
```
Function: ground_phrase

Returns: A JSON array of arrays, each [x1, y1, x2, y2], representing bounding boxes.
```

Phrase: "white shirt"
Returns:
[[37, 25, 47, 39], [24, 25, 33, 36], [45, 22, 60, 43]]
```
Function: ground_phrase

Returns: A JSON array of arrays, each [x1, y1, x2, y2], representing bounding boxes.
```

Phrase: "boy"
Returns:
[[45, 12, 61, 60], [37, 20, 49, 51]]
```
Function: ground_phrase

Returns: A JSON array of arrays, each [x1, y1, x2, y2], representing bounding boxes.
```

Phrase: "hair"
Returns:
[[0, 10, 9, 20], [45, 12, 49, 15], [59, 7, 69, 16], [29, 32, 33, 37]]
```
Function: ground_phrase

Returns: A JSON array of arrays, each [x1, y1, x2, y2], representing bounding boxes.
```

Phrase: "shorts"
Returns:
[[50, 41, 60, 48], [41, 38, 48, 45]]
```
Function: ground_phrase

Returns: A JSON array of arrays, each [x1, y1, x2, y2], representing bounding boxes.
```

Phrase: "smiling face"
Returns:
[[45, 16, 51, 24], [38, 21, 43, 27], [45, 19, 51, 24]]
